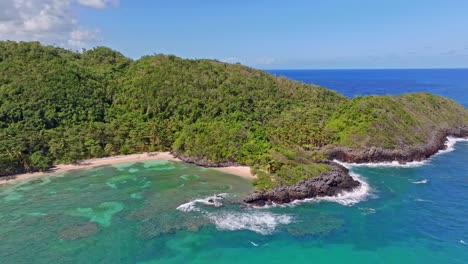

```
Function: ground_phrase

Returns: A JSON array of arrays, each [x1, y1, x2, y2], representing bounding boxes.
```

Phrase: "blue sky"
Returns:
[[1, 0, 468, 69]]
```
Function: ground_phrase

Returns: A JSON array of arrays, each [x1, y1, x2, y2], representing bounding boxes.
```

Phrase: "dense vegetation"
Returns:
[[325, 93, 468, 149], [1, 41, 467, 189]]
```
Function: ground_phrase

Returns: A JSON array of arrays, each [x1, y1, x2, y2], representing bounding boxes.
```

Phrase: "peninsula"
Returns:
[[1, 41, 467, 204]]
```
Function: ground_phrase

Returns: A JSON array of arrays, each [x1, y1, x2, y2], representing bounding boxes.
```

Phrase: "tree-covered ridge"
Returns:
[[1, 41, 467, 190], [325, 93, 468, 149]]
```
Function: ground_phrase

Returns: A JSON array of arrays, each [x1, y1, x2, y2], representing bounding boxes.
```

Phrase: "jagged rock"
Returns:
[[244, 164, 360, 206], [327, 126, 468, 163]]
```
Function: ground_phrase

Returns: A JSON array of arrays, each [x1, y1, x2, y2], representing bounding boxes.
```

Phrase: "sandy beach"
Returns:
[[212, 166, 255, 179], [0, 152, 255, 185]]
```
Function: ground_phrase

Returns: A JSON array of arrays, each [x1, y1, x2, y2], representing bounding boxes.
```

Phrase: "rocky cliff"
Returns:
[[244, 163, 360, 206]]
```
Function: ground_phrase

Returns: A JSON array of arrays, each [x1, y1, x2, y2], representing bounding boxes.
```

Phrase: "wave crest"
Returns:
[[438, 136, 468, 155], [412, 179, 428, 184]]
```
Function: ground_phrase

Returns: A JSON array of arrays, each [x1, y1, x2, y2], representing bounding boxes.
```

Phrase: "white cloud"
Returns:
[[78, 0, 119, 9], [0, 0, 117, 48], [68, 28, 101, 47]]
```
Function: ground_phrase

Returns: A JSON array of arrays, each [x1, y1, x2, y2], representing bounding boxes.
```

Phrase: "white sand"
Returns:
[[0, 152, 255, 185], [212, 166, 255, 179]]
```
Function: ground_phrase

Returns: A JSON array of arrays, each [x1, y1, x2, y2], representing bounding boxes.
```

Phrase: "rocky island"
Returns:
[[1, 41, 468, 205]]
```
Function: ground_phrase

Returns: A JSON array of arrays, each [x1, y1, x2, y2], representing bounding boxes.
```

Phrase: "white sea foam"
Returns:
[[250, 241, 259, 247], [260, 172, 371, 208], [314, 172, 371, 206], [461, 240, 467, 245], [414, 198, 432, 203], [437, 136, 468, 155], [412, 179, 428, 184], [334, 159, 427, 169], [358, 207, 376, 215], [335, 136, 468, 169], [208, 211, 293, 235], [176, 193, 227, 212], [176, 194, 293, 235]]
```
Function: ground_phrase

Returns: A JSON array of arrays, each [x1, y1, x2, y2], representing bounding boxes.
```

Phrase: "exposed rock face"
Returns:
[[178, 127, 468, 206], [327, 126, 468, 164], [244, 164, 360, 206]]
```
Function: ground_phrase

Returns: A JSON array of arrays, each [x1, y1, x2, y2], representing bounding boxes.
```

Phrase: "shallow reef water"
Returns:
[[1, 141, 468, 263]]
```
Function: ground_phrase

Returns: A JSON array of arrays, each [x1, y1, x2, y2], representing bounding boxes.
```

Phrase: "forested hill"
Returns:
[[1, 41, 467, 189]]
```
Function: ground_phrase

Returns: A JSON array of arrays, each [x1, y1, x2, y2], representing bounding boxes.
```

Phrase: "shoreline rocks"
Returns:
[[176, 127, 468, 206], [243, 164, 360, 206], [327, 126, 468, 164]]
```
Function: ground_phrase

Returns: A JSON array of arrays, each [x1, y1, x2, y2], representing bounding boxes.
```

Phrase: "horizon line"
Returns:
[[262, 67, 468, 71]]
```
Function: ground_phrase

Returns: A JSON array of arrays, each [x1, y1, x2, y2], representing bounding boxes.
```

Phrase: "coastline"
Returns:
[[0, 152, 255, 186], [327, 127, 468, 164], [245, 135, 468, 206]]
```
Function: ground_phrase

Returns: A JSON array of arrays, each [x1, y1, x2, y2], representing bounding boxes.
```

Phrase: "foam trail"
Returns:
[[250, 241, 259, 247], [208, 211, 293, 235], [414, 198, 432, 203], [358, 207, 376, 215], [412, 179, 428, 184], [461, 240, 467, 245]]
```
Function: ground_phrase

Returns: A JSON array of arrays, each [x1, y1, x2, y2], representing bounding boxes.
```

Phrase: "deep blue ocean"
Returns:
[[1, 69, 467, 263], [268, 69, 468, 107]]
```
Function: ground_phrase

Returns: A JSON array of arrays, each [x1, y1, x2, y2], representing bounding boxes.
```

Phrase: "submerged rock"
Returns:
[[137, 212, 209, 239], [244, 164, 360, 206], [286, 214, 344, 237], [59, 222, 99, 240]]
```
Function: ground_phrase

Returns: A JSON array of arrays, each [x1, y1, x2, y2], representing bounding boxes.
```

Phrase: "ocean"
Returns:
[[268, 69, 468, 107], [1, 69, 468, 263]]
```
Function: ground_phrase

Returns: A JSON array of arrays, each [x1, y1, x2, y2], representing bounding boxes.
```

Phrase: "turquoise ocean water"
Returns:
[[1, 69, 468, 263]]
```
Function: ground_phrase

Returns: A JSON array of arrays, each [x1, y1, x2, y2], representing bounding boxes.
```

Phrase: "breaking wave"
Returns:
[[412, 179, 428, 184], [208, 211, 293, 235], [299, 172, 371, 206], [335, 159, 427, 168], [256, 172, 372, 208], [176, 193, 227, 212], [176, 194, 293, 235], [250, 241, 259, 247], [437, 136, 468, 155], [335, 136, 468, 169]]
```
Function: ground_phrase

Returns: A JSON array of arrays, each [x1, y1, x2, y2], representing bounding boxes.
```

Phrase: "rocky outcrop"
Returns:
[[244, 164, 360, 206], [327, 126, 468, 164]]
